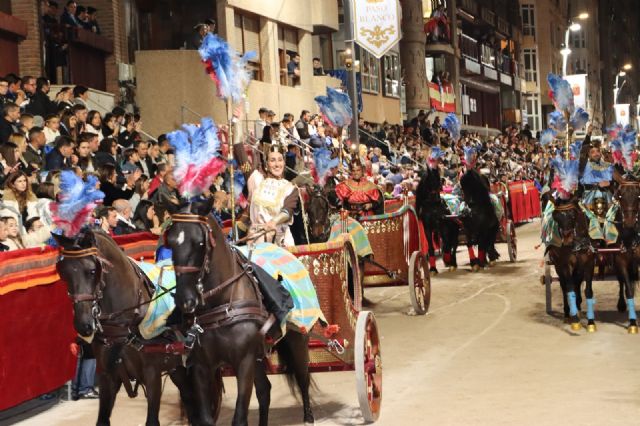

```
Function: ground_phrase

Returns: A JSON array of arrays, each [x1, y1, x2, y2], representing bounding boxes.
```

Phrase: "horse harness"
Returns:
[[553, 202, 593, 252], [170, 214, 272, 347]]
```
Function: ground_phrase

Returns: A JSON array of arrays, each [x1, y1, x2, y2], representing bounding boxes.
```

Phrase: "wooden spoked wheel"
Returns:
[[355, 311, 382, 423], [507, 220, 517, 262], [408, 251, 430, 315]]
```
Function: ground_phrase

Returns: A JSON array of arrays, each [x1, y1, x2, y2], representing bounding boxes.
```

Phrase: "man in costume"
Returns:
[[335, 159, 383, 217]]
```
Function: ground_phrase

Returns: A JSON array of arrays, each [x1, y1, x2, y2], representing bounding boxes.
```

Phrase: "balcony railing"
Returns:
[[459, 0, 479, 16], [480, 44, 495, 68], [481, 8, 496, 26], [460, 34, 479, 60]]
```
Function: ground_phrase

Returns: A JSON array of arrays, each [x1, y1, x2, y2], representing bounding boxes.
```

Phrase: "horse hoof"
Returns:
[[489, 260, 496, 267], [472, 264, 480, 272], [570, 322, 582, 331], [586, 324, 597, 333], [449, 266, 457, 272], [628, 325, 638, 334]]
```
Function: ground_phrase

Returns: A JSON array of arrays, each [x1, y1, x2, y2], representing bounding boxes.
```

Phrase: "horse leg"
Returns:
[[96, 371, 121, 426], [425, 223, 438, 275], [190, 361, 216, 426], [582, 252, 596, 332], [142, 365, 162, 426], [232, 351, 258, 426], [565, 271, 581, 330], [467, 244, 479, 272], [254, 359, 272, 426], [617, 254, 639, 332], [556, 266, 570, 321], [169, 366, 197, 425], [284, 332, 314, 424]]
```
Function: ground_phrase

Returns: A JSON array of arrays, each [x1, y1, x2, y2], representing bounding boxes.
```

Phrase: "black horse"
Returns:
[[165, 199, 314, 426], [547, 198, 594, 330], [54, 229, 196, 426], [612, 181, 640, 333], [459, 169, 500, 271], [416, 166, 460, 273]]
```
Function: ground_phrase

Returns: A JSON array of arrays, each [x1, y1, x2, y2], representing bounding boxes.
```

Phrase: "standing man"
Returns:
[[254, 107, 268, 141], [24, 127, 46, 171], [287, 53, 301, 86], [295, 110, 311, 142]]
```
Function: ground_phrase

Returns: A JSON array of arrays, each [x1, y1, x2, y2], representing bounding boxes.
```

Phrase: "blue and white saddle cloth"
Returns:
[[138, 259, 177, 340]]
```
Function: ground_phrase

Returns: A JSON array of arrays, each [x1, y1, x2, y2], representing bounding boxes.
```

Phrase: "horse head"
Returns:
[[165, 198, 215, 314], [306, 184, 332, 243], [552, 199, 579, 246], [616, 180, 640, 231], [54, 230, 103, 337]]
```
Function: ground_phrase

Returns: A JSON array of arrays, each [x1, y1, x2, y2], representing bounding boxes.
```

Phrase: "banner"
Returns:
[[353, 0, 401, 58], [614, 103, 630, 126], [428, 81, 455, 113], [564, 74, 587, 110]]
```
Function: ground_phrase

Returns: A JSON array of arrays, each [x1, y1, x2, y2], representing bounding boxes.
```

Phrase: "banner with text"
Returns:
[[353, 0, 401, 58], [614, 103, 630, 126], [564, 74, 588, 110]]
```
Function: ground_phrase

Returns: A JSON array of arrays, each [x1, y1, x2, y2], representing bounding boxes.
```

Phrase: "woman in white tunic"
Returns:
[[236, 142, 299, 247]]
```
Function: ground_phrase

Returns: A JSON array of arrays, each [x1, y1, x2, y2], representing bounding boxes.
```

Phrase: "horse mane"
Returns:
[[460, 169, 492, 207]]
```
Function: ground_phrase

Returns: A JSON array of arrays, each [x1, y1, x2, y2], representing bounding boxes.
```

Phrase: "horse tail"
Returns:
[[275, 331, 317, 398]]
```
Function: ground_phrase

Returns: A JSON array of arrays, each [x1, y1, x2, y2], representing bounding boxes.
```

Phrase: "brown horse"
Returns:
[[613, 180, 640, 333], [54, 229, 196, 426], [164, 199, 314, 426], [547, 198, 595, 330]]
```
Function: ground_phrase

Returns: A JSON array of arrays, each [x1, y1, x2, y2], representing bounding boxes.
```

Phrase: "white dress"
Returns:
[[247, 170, 296, 247]]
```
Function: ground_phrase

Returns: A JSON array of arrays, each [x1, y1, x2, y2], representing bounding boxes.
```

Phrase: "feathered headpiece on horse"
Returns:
[[547, 73, 590, 131], [462, 146, 477, 168], [428, 146, 444, 169], [167, 117, 227, 199], [442, 113, 461, 142], [314, 87, 353, 128], [51, 171, 104, 236], [311, 147, 339, 185], [550, 141, 581, 200], [199, 33, 256, 102], [609, 125, 638, 172]]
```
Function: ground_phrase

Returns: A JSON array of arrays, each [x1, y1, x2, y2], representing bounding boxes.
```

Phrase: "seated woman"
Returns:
[[235, 140, 299, 247], [335, 159, 383, 217]]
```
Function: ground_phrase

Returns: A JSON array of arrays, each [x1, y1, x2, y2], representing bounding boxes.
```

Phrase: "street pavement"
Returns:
[[15, 221, 640, 425]]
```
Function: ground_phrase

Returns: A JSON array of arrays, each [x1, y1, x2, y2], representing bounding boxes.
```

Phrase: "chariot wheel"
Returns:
[[408, 251, 430, 315], [355, 311, 382, 423], [506, 220, 517, 262]]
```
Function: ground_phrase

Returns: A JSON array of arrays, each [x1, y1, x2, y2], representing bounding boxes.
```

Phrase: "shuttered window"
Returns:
[[278, 25, 299, 86], [234, 12, 262, 81]]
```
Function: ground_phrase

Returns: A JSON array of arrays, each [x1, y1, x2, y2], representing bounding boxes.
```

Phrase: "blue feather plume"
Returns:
[[609, 125, 638, 171], [51, 171, 104, 236], [569, 107, 589, 131], [314, 87, 353, 127], [225, 168, 247, 206], [548, 110, 567, 133], [463, 146, 476, 167], [581, 161, 613, 185], [430, 146, 444, 160], [550, 155, 579, 199], [547, 73, 574, 113], [167, 117, 227, 198], [199, 33, 256, 103], [443, 113, 461, 142], [313, 147, 339, 184], [570, 140, 583, 160], [540, 129, 557, 147]]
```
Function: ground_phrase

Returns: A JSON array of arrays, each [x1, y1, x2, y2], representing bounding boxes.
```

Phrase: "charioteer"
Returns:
[[335, 159, 383, 217]]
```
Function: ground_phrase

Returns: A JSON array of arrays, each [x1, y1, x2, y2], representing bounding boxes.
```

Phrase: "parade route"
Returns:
[[15, 221, 640, 425]]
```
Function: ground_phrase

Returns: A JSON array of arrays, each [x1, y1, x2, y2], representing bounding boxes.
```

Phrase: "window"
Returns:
[[525, 94, 541, 133], [383, 54, 400, 98], [278, 25, 299, 86], [570, 30, 585, 49], [234, 13, 262, 81], [523, 48, 537, 83], [521, 4, 535, 38], [360, 49, 379, 94], [572, 58, 587, 74]]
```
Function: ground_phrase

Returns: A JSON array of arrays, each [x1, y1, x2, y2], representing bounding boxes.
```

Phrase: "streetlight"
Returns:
[[623, 63, 632, 71], [561, 13, 589, 76], [614, 65, 632, 105]]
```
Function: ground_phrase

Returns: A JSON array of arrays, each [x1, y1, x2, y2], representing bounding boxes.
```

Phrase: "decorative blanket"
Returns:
[[328, 215, 374, 258], [541, 202, 618, 248], [138, 259, 176, 340], [236, 243, 326, 332], [441, 193, 462, 215], [490, 193, 504, 222]]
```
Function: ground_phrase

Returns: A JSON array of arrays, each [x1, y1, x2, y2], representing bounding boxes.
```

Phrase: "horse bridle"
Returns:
[[616, 181, 640, 227], [308, 191, 332, 242], [59, 246, 106, 331]]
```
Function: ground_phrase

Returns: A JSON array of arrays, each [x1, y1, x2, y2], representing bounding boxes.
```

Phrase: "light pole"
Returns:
[[561, 13, 589, 77]]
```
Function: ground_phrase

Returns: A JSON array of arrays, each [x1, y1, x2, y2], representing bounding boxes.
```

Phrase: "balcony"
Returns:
[[459, 34, 481, 75], [481, 8, 496, 27], [425, 14, 454, 56], [459, 0, 479, 17], [311, 0, 339, 33]]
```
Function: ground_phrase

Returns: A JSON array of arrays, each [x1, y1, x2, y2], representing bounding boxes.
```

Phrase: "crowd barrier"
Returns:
[[0, 232, 158, 411], [507, 180, 541, 223]]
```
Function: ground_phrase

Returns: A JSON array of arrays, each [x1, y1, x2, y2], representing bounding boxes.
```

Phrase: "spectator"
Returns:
[[132, 200, 162, 235], [191, 22, 210, 49], [73, 85, 89, 108], [0, 217, 25, 250], [55, 86, 74, 110], [75, 134, 96, 172], [295, 110, 311, 141], [25, 77, 57, 118], [0, 171, 38, 226], [0, 218, 9, 252], [85, 110, 103, 141], [45, 136, 74, 171], [1, 103, 21, 145], [61, 1, 81, 28], [122, 147, 140, 171], [72, 103, 88, 129], [255, 107, 268, 140], [8, 133, 31, 173], [147, 163, 168, 197], [287, 53, 301, 85], [95, 206, 117, 236], [43, 113, 61, 144], [312, 57, 325, 76], [129, 174, 150, 212], [0, 142, 21, 181], [75, 5, 91, 30], [19, 113, 35, 134], [0, 77, 10, 106], [101, 112, 118, 139], [4, 74, 24, 105], [24, 127, 46, 171], [94, 137, 118, 169], [20, 76, 37, 102], [134, 139, 156, 177], [156, 135, 170, 164], [118, 113, 136, 148], [151, 171, 180, 216], [87, 7, 100, 34], [112, 199, 137, 235], [98, 163, 139, 206], [60, 109, 78, 139], [25, 216, 44, 234], [34, 181, 57, 227]]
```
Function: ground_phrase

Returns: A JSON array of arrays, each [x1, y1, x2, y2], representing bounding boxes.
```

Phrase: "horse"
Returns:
[[54, 229, 196, 426], [612, 180, 640, 333], [416, 166, 460, 273], [164, 199, 314, 426], [459, 169, 500, 271], [546, 198, 595, 330]]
